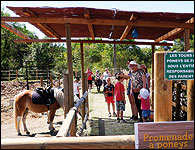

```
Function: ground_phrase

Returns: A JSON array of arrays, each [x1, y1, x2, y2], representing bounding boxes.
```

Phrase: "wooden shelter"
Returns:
[[1, 7, 194, 137]]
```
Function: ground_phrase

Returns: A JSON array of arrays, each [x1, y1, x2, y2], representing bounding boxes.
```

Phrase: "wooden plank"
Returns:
[[1, 22, 30, 39], [135, 121, 194, 149], [84, 9, 95, 40], [14, 39, 173, 46], [22, 8, 61, 39], [154, 52, 172, 122], [1, 135, 135, 149], [120, 13, 137, 41], [2, 17, 194, 29], [155, 17, 194, 42]]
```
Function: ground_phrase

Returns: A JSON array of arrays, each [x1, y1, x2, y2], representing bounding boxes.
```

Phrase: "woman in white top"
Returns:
[[102, 68, 111, 86], [73, 77, 80, 98]]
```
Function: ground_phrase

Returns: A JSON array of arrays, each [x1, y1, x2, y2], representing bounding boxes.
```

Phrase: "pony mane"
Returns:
[[54, 88, 64, 108]]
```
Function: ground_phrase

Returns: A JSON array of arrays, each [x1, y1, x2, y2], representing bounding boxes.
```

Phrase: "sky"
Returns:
[[1, 1, 194, 47]]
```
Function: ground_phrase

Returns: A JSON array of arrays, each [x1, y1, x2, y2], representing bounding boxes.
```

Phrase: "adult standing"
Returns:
[[129, 61, 146, 122], [120, 59, 138, 122], [140, 64, 151, 92], [102, 68, 111, 87], [86, 67, 93, 92]]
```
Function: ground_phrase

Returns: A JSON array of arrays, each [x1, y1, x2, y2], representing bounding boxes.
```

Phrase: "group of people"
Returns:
[[74, 60, 151, 123], [102, 60, 151, 123], [86, 67, 111, 92]]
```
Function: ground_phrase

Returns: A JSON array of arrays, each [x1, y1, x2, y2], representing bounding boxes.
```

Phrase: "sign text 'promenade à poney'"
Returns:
[[134, 121, 194, 149]]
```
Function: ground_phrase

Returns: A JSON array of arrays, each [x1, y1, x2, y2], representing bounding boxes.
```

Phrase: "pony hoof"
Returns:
[[18, 133, 22, 136], [26, 131, 30, 135]]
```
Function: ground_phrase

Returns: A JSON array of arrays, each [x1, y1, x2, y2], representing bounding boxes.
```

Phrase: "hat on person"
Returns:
[[130, 61, 138, 66], [140, 88, 150, 99]]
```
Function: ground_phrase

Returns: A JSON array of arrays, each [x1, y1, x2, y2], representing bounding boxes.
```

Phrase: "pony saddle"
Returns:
[[32, 86, 56, 106]]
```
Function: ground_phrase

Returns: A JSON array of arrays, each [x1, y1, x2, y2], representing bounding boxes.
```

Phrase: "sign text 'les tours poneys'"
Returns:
[[164, 52, 194, 80]]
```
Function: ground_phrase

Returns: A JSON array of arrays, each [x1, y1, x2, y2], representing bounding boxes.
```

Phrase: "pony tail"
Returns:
[[13, 94, 18, 130]]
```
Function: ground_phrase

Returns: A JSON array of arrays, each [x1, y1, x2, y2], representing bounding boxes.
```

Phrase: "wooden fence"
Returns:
[[1, 135, 135, 149], [56, 91, 88, 137]]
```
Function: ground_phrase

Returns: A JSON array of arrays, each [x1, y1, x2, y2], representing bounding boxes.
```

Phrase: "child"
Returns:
[[103, 77, 117, 117], [73, 77, 80, 99], [115, 73, 126, 123], [138, 88, 151, 122]]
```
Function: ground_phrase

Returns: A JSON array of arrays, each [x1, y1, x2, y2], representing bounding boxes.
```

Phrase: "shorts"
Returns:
[[116, 100, 125, 111], [142, 110, 151, 118], [106, 96, 115, 103], [88, 80, 92, 85]]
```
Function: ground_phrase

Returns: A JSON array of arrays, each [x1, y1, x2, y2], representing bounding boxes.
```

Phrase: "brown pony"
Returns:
[[13, 88, 65, 136]]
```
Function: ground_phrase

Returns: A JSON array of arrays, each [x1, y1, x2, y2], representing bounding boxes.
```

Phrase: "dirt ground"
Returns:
[[1, 80, 135, 139]]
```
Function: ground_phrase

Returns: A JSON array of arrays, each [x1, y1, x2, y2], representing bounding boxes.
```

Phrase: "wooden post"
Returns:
[[58, 74, 61, 87], [8, 70, 10, 81], [63, 74, 70, 117], [80, 42, 85, 122], [151, 45, 155, 110], [50, 75, 53, 87], [36, 70, 38, 80], [84, 73, 89, 116], [184, 29, 190, 51], [40, 77, 43, 87], [16, 69, 18, 80], [154, 51, 172, 122], [184, 29, 194, 121], [75, 69, 77, 77], [26, 61, 29, 90], [65, 23, 76, 136]]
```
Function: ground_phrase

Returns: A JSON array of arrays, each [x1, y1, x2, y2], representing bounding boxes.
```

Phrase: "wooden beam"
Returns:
[[1, 17, 194, 29], [14, 39, 173, 46], [1, 135, 135, 149], [84, 9, 95, 40], [23, 8, 61, 39], [1, 22, 30, 39], [120, 13, 137, 41], [155, 17, 194, 42]]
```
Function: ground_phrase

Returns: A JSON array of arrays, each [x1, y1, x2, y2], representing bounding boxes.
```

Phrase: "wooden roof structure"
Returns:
[[1, 6, 194, 44]]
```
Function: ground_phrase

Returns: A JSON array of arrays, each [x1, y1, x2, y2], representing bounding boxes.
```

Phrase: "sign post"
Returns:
[[164, 52, 194, 80], [134, 121, 194, 149]]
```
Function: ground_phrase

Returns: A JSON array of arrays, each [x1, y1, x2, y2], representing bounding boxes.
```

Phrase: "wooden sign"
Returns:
[[164, 52, 194, 80], [134, 121, 194, 149]]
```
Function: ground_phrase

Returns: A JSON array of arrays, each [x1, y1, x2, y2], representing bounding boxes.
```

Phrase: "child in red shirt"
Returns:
[[115, 73, 126, 123]]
